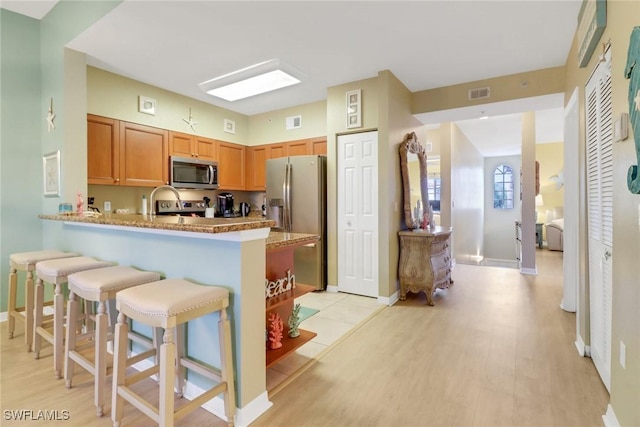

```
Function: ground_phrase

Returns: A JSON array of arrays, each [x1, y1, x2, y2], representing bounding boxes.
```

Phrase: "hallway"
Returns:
[[255, 249, 609, 426]]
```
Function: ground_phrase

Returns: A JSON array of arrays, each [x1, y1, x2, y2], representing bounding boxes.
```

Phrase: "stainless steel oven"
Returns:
[[170, 156, 218, 190]]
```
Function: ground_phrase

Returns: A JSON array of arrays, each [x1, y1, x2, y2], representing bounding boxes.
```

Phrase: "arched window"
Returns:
[[494, 164, 514, 209]]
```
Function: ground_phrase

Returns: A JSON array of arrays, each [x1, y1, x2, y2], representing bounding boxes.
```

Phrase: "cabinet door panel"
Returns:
[[120, 122, 168, 187], [217, 141, 245, 190], [195, 136, 216, 161], [269, 144, 286, 159], [246, 146, 267, 191], [169, 131, 193, 158], [286, 139, 310, 156], [88, 115, 120, 185], [311, 137, 327, 155]]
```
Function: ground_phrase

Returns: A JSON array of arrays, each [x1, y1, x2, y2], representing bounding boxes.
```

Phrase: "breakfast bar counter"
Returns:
[[39, 213, 274, 236], [40, 213, 277, 426]]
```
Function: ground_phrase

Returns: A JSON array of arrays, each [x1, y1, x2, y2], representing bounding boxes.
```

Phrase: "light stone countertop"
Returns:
[[266, 231, 320, 250], [39, 213, 275, 235], [40, 214, 319, 249]]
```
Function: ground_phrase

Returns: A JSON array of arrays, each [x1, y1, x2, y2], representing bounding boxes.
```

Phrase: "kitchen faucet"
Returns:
[[149, 185, 183, 216]]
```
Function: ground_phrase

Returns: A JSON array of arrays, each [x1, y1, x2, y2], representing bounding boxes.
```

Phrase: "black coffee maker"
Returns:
[[217, 193, 234, 216]]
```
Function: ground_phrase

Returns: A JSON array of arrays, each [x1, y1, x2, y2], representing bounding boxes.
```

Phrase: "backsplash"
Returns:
[[88, 185, 265, 215]]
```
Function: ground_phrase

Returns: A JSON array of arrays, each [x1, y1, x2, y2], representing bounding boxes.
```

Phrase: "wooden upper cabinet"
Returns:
[[311, 137, 327, 155], [169, 131, 216, 161], [195, 136, 216, 160], [119, 121, 168, 187], [217, 140, 246, 190], [286, 139, 310, 156], [268, 143, 286, 159], [88, 114, 120, 185], [245, 146, 268, 191]]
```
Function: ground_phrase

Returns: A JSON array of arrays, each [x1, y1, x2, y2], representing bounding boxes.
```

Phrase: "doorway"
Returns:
[[336, 131, 378, 297]]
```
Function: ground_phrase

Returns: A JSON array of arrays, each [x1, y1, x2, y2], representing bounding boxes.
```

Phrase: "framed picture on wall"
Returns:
[[43, 150, 61, 197], [346, 89, 362, 129]]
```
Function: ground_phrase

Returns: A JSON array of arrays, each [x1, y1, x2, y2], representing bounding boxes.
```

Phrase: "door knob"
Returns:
[[604, 250, 612, 261], [347, 220, 352, 227]]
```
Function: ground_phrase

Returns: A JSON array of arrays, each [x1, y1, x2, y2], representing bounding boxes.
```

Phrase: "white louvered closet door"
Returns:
[[585, 49, 613, 392]]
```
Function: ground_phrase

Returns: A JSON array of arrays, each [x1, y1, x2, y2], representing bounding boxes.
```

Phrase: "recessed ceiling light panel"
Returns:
[[199, 59, 301, 102]]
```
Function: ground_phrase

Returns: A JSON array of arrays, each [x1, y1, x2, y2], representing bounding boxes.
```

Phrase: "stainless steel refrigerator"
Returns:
[[266, 155, 326, 290]]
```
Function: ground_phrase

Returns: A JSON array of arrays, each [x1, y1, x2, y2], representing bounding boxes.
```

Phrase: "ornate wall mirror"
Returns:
[[399, 132, 429, 229]]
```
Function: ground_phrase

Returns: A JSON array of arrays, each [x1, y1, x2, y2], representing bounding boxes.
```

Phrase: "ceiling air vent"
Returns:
[[468, 87, 490, 100]]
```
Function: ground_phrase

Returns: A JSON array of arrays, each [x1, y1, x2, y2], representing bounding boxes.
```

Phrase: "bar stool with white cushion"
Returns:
[[33, 256, 112, 379], [111, 279, 236, 427], [65, 265, 161, 417], [7, 250, 78, 351]]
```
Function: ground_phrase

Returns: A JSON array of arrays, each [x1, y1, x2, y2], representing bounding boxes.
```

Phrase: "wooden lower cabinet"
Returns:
[[217, 140, 246, 190], [398, 227, 453, 306], [119, 121, 168, 187]]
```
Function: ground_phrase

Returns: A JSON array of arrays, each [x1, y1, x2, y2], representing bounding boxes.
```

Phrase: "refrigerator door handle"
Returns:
[[282, 163, 288, 231], [286, 163, 293, 231]]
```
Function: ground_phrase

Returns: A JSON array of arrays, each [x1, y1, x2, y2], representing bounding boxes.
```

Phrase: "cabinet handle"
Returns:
[[115, 178, 120, 183]]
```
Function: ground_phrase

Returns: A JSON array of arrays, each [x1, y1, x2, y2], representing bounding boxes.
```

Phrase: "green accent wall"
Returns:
[[0, 1, 122, 312], [0, 10, 43, 312]]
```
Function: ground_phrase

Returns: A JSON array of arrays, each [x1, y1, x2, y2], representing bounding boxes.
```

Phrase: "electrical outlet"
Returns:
[[104, 201, 111, 212], [620, 341, 626, 369]]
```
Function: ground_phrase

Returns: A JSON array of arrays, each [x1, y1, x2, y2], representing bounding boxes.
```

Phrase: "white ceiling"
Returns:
[[2, 0, 579, 156]]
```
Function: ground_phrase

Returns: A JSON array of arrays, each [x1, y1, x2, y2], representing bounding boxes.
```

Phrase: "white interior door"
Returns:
[[586, 50, 613, 392], [337, 131, 378, 297]]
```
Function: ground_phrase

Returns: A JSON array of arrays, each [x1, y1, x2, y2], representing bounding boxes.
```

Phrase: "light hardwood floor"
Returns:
[[1, 250, 609, 426]]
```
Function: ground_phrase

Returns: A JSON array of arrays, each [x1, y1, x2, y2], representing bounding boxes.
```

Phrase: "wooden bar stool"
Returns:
[[111, 279, 236, 427], [7, 250, 78, 351], [33, 256, 112, 379], [64, 266, 161, 417]]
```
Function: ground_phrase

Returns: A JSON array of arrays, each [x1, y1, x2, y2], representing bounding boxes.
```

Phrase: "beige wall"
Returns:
[[536, 142, 564, 226], [248, 100, 326, 145], [412, 66, 565, 114], [563, 2, 640, 425], [378, 70, 426, 297], [87, 67, 249, 145], [450, 123, 484, 264]]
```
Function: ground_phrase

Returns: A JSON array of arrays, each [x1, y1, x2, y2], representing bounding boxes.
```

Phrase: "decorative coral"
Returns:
[[287, 303, 302, 338], [267, 312, 284, 349]]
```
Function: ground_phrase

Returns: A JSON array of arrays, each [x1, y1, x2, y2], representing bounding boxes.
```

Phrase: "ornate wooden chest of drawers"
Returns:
[[398, 227, 453, 305]]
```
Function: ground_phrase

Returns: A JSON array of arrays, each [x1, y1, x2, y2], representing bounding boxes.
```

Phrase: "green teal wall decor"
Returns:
[[625, 26, 640, 194]]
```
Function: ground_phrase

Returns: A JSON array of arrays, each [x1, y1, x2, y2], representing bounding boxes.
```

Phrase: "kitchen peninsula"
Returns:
[[39, 212, 307, 426]]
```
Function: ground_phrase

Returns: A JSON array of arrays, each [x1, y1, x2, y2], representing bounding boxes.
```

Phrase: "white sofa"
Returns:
[[546, 218, 564, 251]]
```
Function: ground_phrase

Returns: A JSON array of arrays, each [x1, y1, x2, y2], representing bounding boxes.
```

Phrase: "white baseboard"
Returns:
[[381, 290, 399, 306], [483, 258, 519, 269], [0, 311, 7, 323], [520, 267, 538, 275], [602, 404, 620, 427], [575, 334, 587, 357], [326, 285, 338, 293], [129, 354, 271, 426]]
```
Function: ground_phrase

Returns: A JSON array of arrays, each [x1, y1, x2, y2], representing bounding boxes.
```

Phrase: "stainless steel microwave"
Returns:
[[170, 156, 218, 190]]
